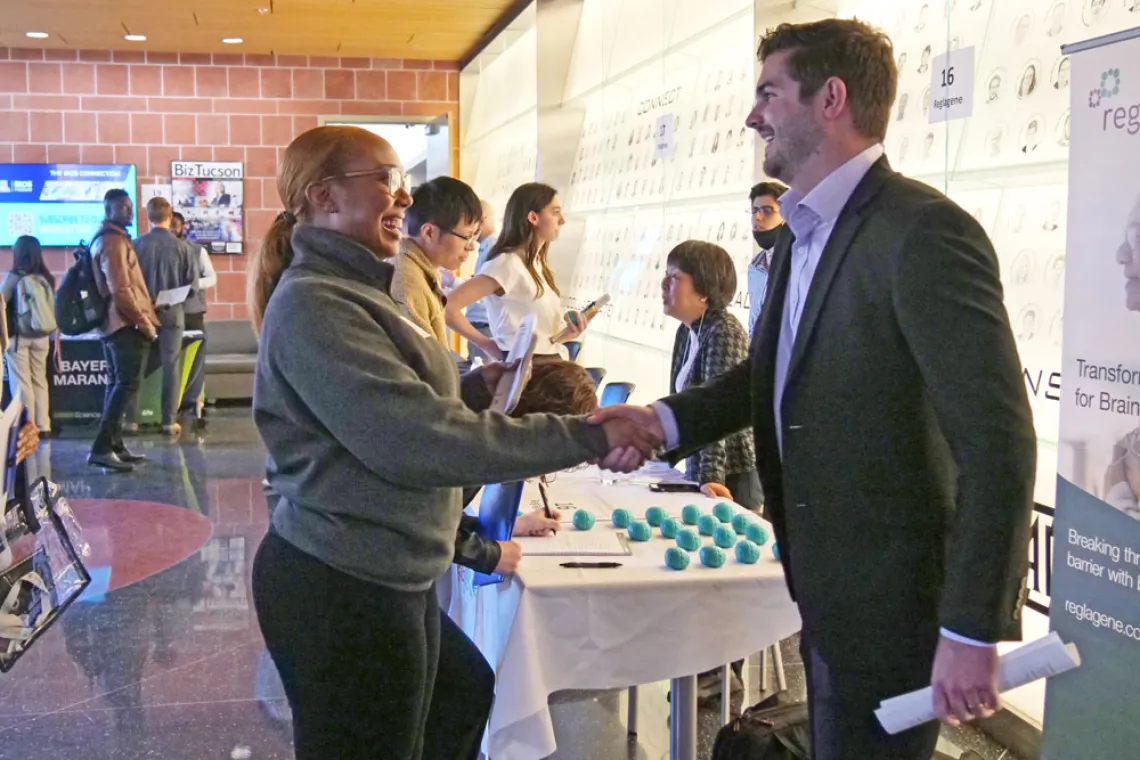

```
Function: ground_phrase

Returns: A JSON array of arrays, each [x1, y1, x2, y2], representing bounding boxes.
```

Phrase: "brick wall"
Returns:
[[0, 47, 459, 321]]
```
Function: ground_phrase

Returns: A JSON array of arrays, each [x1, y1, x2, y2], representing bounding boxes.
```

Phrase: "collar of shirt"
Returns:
[[778, 143, 885, 242]]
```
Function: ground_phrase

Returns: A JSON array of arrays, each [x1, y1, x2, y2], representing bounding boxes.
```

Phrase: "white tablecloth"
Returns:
[[441, 467, 802, 760]]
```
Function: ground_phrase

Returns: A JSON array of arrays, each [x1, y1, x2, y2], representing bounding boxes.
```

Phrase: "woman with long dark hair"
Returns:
[[248, 126, 655, 760], [2, 235, 56, 435], [445, 182, 587, 360]]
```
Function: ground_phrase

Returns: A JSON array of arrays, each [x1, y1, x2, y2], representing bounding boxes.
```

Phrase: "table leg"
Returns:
[[669, 674, 697, 760], [773, 641, 787, 692], [720, 664, 731, 726], [760, 648, 770, 693], [627, 686, 639, 736]]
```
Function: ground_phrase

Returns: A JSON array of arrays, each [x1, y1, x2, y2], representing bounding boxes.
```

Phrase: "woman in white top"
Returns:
[[445, 183, 586, 360]]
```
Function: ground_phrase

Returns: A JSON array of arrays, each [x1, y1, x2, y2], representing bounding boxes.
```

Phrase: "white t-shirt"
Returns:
[[479, 251, 567, 358]]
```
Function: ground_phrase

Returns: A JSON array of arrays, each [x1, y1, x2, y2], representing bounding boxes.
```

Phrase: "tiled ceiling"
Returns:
[[0, 0, 522, 60]]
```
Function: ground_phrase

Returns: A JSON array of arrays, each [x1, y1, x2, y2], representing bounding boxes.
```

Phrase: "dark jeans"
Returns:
[[802, 639, 939, 760], [725, 469, 763, 512], [181, 311, 206, 416], [92, 327, 149, 456], [252, 531, 493, 760]]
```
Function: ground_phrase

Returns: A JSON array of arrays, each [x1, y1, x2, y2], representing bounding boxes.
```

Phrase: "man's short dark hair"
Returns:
[[666, 241, 737, 311], [104, 188, 130, 204], [406, 177, 482, 238], [172, 212, 186, 224], [750, 181, 789, 202], [758, 18, 897, 142]]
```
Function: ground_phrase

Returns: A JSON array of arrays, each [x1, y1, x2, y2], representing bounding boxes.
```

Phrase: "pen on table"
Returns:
[[560, 562, 623, 569]]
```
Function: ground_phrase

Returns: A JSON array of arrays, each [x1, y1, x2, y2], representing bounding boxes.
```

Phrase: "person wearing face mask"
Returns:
[[445, 183, 587, 361], [748, 181, 789, 336], [249, 126, 660, 760]]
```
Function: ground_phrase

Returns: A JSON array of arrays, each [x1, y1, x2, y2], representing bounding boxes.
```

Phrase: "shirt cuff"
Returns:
[[650, 401, 680, 451], [940, 628, 996, 647]]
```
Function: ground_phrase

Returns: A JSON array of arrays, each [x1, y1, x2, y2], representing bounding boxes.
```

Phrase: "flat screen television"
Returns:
[[0, 164, 137, 247]]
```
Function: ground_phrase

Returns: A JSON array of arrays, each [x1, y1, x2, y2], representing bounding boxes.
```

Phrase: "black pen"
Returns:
[[538, 479, 554, 520], [560, 562, 623, 569]]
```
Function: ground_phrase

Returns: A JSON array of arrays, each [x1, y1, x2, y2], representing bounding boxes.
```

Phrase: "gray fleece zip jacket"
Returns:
[[254, 225, 610, 591]]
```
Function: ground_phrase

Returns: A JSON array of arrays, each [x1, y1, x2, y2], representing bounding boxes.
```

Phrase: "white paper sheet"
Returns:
[[155, 285, 192, 308], [875, 632, 1081, 735], [514, 531, 631, 557]]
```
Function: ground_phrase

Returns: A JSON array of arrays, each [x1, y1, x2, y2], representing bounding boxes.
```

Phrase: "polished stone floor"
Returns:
[[0, 409, 1026, 760]]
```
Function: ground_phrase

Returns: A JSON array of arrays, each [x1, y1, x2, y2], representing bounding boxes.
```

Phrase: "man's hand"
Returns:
[[701, 482, 733, 500], [15, 421, 38, 464], [930, 635, 1000, 726], [494, 540, 523, 575], [588, 405, 665, 471], [515, 508, 560, 536], [479, 359, 523, 395]]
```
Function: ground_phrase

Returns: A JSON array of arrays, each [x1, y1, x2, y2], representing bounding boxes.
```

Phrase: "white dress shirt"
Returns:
[[652, 144, 989, 647]]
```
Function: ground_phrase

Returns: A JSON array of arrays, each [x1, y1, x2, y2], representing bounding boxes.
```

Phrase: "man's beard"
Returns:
[[761, 110, 821, 183]]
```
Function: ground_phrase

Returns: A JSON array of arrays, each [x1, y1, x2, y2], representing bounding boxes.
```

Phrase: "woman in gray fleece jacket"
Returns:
[[249, 126, 658, 760]]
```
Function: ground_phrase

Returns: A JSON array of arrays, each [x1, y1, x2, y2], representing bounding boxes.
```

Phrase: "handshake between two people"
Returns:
[[587, 405, 666, 473]]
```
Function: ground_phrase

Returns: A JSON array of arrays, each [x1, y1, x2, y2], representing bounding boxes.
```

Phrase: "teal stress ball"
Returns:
[[645, 506, 668, 527], [665, 546, 690, 571], [697, 514, 718, 536], [700, 545, 727, 568], [745, 522, 770, 547], [713, 502, 735, 524], [573, 510, 595, 531], [731, 513, 754, 535], [772, 542, 781, 562], [611, 508, 632, 529], [735, 540, 761, 564], [628, 520, 652, 542], [676, 528, 701, 552], [714, 524, 737, 549], [681, 505, 701, 525], [660, 517, 680, 539]]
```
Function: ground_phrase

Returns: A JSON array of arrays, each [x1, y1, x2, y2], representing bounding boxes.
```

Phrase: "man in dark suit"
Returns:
[[593, 18, 1036, 760]]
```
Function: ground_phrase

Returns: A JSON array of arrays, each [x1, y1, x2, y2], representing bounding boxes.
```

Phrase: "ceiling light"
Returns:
[[222, 37, 244, 44], [124, 34, 147, 41], [26, 31, 49, 39]]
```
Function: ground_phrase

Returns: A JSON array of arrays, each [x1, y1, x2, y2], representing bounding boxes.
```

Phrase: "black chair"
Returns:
[[585, 367, 607, 389], [564, 341, 583, 362], [599, 382, 635, 407]]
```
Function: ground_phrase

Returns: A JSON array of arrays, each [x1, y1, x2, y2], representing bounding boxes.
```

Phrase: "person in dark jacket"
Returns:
[[248, 125, 658, 760]]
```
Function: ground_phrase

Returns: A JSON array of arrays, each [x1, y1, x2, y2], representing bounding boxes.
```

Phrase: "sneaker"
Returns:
[[123, 423, 140, 437], [161, 423, 183, 438]]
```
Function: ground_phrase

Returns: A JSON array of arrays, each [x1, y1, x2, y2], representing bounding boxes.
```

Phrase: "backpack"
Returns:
[[712, 696, 810, 760], [54, 232, 114, 336], [15, 275, 57, 337]]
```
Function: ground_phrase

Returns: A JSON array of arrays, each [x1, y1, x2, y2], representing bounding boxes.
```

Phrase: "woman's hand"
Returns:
[[556, 310, 590, 343], [494, 540, 523, 575], [515, 508, 561, 536], [15, 421, 38, 465], [476, 336, 505, 361], [701, 482, 733, 500], [479, 359, 523, 395]]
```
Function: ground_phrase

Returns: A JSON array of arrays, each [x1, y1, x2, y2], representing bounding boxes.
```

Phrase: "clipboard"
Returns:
[[490, 313, 538, 414]]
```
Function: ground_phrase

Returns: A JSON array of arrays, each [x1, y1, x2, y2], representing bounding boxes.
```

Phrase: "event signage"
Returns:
[[170, 161, 245, 254], [1042, 25, 1140, 759]]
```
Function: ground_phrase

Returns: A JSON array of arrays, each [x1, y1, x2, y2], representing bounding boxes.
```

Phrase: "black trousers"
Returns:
[[181, 311, 206, 415], [802, 638, 939, 760], [252, 531, 493, 760], [92, 327, 149, 456]]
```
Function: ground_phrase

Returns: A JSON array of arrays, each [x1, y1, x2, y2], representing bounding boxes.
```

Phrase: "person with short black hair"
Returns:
[[662, 241, 759, 509], [747, 180, 788, 335], [392, 177, 483, 345], [89, 189, 160, 472]]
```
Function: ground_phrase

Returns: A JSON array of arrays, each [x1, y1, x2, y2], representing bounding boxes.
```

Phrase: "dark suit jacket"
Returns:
[[663, 157, 1036, 669]]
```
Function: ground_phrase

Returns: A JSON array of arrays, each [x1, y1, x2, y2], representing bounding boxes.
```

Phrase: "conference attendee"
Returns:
[[133, 197, 198, 437], [172, 211, 217, 427], [391, 177, 483, 344], [747, 181, 788, 335], [88, 190, 159, 473], [445, 183, 586, 361], [248, 125, 657, 760], [459, 199, 498, 361], [2, 235, 56, 436], [662, 240, 759, 510], [593, 19, 1036, 759]]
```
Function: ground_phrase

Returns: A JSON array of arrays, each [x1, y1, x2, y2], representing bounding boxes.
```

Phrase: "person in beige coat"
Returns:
[[391, 177, 482, 345], [88, 189, 160, 473]]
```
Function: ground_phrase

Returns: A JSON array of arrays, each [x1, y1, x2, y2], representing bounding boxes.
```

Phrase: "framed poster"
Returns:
[[170, 161, 244, 254]]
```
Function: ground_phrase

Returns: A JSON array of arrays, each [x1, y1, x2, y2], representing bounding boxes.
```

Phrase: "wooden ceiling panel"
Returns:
[[0, 0, 519, 60]]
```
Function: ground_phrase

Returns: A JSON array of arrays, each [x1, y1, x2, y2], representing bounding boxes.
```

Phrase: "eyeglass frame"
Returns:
[[313, 165, 411, 195], [440, 227, 482, 247]]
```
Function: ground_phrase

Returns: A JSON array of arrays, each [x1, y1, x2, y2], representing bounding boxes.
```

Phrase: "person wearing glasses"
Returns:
[[392, 177, 483, 345], [747, 181, 788, 336], [249, 126, 660, 760]]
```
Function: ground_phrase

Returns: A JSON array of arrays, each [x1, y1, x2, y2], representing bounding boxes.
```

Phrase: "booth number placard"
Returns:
[[928, 46, 975, 123]]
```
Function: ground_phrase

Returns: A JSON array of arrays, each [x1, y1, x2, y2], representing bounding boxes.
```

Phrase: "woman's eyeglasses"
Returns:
[[316, 166, 411, 194]]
